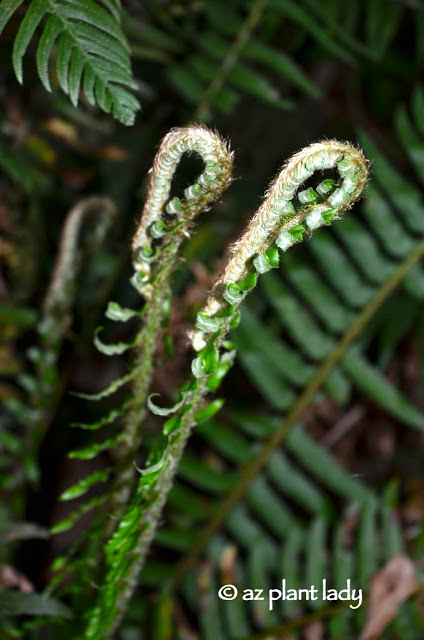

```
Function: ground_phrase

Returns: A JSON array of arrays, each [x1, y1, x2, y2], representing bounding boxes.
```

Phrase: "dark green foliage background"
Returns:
[[1, 1, 424, 638]]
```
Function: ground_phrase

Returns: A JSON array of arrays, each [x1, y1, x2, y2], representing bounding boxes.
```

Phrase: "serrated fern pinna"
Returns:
[[0, 0, 140, 125]]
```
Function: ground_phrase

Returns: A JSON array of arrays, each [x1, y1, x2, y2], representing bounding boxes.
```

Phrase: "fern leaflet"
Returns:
[[0, 0, 140, 125]]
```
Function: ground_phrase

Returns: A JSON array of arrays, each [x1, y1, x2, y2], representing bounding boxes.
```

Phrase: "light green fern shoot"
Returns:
[[52, 125, 232, 557]]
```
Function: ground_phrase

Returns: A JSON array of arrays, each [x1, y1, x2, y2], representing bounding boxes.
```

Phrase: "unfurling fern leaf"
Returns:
[[0, 0, 140, 125]]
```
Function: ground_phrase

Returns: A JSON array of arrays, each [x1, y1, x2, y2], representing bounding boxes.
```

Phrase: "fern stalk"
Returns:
[[85, 133, 368, 638]]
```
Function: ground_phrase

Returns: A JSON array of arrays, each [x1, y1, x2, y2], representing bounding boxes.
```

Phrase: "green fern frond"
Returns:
[[169, 0, 414, 118], [167, 1, 322, 118], [0, 0, 140, 125], [60, 467, 112, 502], [50, 495, 107, 534], [70, 370, 137, 401]]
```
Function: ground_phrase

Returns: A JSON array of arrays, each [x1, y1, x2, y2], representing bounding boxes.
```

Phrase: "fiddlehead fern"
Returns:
[[106, 125, 233, 516], [191, 139, 369, 348], [131, 124, 234, 296], [40, 197, 117, 368], [84, 136, 368, 638]]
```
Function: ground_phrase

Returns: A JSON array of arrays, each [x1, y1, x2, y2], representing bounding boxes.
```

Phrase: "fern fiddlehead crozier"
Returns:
[[102, 125, 233, 520], [85, 135, 368, 638], [191, 139, 369, 349], [0, 0, 140, 125], [41, 197, 117, 349], [131, 124, 234, 297]]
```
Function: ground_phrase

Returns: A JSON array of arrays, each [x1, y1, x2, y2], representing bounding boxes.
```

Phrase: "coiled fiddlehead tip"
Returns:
[[191, 138, 369, 350], [229, 139, 369, 283], [131, 124, 233, 297]]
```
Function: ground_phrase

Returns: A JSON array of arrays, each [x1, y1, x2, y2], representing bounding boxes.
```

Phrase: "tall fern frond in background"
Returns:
[[0, 0, 140, 124], [166, 0, 321, 118], [0, 0, 416, 124], [268, 0, 405, 62]]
